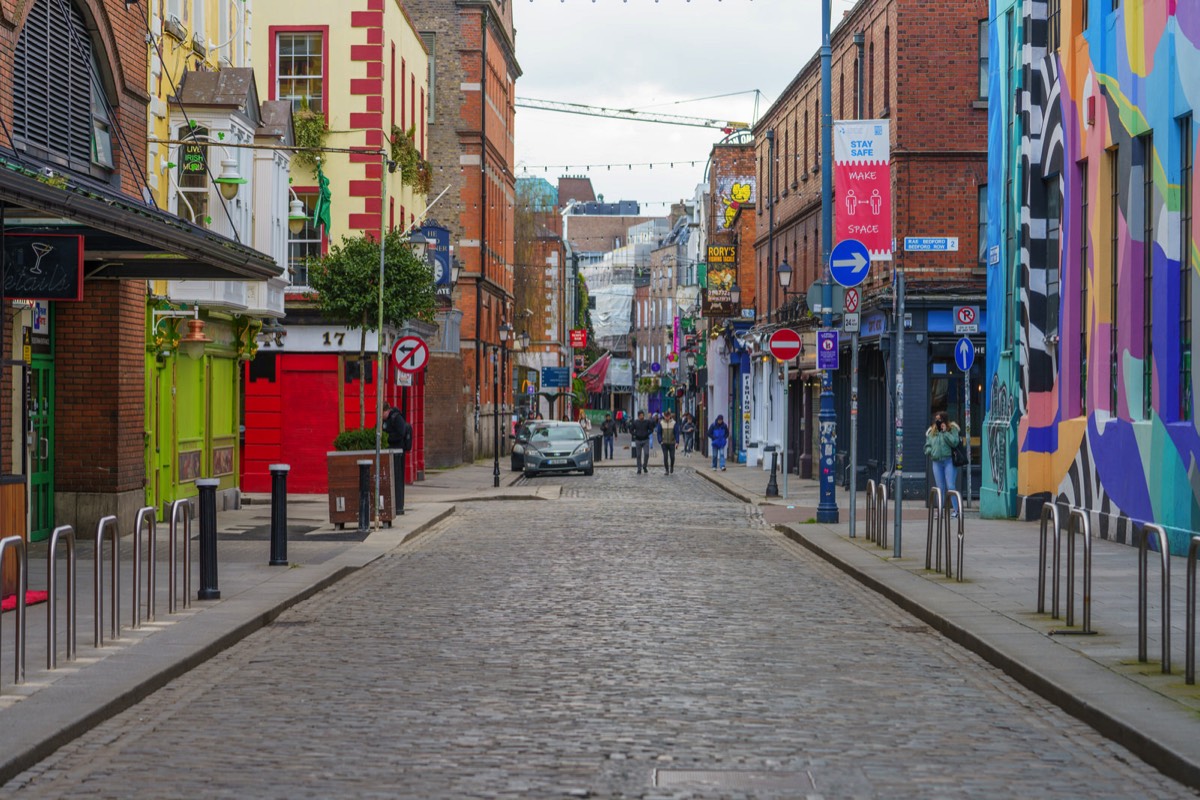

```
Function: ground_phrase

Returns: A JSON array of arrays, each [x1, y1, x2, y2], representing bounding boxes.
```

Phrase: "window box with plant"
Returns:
[[326, 427, 402, 528]]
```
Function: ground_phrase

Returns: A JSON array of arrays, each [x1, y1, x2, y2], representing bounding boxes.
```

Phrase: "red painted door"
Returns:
[[283, 354, 342, 493]]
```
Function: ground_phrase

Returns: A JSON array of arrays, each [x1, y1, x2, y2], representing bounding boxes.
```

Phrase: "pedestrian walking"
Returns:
[[680, 412, 696, 455], [708, 415, 730, 470], [579, 412, 592, 435], [600, 413, 617, 459], [382, 402, 413, 493], [925, 411, 962, 517], [629, 410, 656, 474], [656, 410, 678, 475]]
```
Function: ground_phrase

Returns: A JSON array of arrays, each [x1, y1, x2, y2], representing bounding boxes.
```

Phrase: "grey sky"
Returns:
[[513, 0, 859, 212]]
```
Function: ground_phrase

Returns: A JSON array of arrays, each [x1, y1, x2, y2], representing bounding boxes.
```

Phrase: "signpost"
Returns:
[[806, 280, 845, 314], [954, 305, 980, 334], [829, 239, 871, 288], [903, 237, 959, 252], [956, 336, 975, 509], [569, 328, 588, 349], [768, 329, 802, 500], [828, 240, 869, 537], [816, 330, 839, 370], [540, 366, 571, 388]]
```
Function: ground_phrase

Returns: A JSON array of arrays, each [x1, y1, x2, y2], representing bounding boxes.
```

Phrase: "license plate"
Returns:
[[547, 459, 568, 465]]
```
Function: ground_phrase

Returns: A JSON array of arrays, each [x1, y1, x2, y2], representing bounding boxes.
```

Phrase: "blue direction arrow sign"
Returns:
[[954, 337, 976, 372], [829, 238, 871, 288]]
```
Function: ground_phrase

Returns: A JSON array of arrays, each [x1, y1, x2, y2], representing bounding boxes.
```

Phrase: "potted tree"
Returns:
[[305, 229, 437, 527]]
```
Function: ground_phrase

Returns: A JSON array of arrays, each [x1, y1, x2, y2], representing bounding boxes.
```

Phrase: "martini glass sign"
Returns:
[[3, 235, 84, 300]]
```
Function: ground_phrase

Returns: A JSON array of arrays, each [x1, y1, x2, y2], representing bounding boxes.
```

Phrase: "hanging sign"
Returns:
[[2, 234, 85, 301], [569, 328, 588, 349], [834, 119, 892, 261]]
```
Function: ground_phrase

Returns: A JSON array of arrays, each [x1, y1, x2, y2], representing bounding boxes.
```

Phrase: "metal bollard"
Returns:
[[766, 451, 780, 497], [876, 482, 889, 550], [393, 449, 406, 517], [0, 535, 27, 690], [196, 479, 221, 600], [1061, 508, 1095, 634], [864, 479, 876, 542], [1186, 536, 1200, 684], [94, 516, 119, 647], [1137, 523, 1171, 673], [357, 460, 373, 533], [1037, 503, 1062, 616], [946, 490, 964, 581], [925, 488, 943, 571], [47, 525, 76, 669], [168, 499, 193, 613], [269, 464, 291, 566], [132, 506, 157, 628]]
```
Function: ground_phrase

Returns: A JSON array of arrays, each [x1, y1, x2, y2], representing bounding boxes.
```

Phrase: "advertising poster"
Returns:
[[833, 119, 892, 260], [703, 244, 738, 315]]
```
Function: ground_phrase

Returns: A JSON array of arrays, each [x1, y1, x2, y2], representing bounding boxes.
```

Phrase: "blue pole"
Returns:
[[817, 0, 839, 523]]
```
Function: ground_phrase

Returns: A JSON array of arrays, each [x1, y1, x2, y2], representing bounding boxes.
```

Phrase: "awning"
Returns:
[[0, 151, 282, 282]]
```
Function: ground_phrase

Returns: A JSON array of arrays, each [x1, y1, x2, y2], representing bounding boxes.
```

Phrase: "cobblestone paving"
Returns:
[[4, 465, 1197, 799]]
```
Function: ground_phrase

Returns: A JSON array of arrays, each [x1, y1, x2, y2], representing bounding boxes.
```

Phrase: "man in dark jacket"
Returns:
[[628, 410, 656, 474], [707, 414, 730, 471], [382, 403, 413, 507], [600, 413, 617, 459]]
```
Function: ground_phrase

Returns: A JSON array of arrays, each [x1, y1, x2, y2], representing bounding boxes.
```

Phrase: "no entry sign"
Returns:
[[391, 335, 429, 373], [768, 328, 803, 361]]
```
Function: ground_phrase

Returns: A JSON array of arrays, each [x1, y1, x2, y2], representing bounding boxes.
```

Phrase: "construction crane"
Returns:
[[515, 97, 750, 134]]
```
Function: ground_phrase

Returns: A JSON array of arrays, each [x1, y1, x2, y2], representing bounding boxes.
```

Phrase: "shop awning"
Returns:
[[0, 152, 282, 282]]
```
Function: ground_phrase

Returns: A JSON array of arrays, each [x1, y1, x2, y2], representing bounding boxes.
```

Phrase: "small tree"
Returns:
[[306, 229, 438, 428]]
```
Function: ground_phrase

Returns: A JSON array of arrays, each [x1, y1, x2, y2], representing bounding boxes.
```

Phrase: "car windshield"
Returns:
[[530, 425, 584, 443]]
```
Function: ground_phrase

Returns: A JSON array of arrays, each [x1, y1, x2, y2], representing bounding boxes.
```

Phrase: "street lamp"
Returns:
[[407, 230, 428, 261], [519, 329, 530, 350], [214, 158, 247, 201], [777, 259, 793, 293], [730, 282, 742, 307], [494, 322, 513, 488]]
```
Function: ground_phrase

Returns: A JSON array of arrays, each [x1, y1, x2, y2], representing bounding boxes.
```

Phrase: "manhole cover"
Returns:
[[653, 770, 816, 791]]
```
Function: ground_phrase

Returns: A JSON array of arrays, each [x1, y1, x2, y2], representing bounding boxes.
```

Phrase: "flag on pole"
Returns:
[[313, 162, 332, 234], [579, 352, 612, 395]]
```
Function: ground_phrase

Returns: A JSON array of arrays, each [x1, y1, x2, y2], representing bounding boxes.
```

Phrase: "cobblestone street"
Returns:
[[4, 465, 1196, 799]]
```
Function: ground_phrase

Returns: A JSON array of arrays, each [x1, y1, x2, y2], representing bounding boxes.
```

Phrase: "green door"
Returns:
[[30, 356, 54, 541]]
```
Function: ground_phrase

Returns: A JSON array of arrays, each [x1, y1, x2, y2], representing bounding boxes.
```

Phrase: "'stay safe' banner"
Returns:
[[834, 119, 892, 261]]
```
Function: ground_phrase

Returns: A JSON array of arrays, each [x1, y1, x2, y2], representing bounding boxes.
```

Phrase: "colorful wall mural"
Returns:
[[984, 0, 1200, 553]]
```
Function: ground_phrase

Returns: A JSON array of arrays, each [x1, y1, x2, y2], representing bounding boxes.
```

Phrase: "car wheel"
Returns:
[[510, 455, 521, 472], [523, 469, 537, 479], [583, 467, 594, 476]]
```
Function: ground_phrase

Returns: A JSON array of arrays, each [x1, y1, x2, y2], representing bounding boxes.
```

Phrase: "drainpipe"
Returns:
[[854, 32, 865, 120], [475, 7, 488, 454]]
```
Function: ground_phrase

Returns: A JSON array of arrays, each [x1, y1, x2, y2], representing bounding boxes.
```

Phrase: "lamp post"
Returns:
[[817, 0, 839, 524], [493, 322, 512, 487], [773, 260, 793, 500]]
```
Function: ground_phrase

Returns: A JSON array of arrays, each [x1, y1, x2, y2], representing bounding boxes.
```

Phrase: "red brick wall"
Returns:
[[753, 0, 987, 313], [55, 281, 147, 494]]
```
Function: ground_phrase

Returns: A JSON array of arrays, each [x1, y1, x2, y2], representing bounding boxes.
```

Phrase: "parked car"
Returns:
[[521, 421, 594, 478], [511, 419, 572, 471]]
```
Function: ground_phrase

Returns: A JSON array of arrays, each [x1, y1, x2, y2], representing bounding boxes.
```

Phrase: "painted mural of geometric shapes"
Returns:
[[1122, 349, 1147, 420], [1057, 424, 1129, 544], [1088, 413, 1152, 530], [986, 377, 1016, 495]]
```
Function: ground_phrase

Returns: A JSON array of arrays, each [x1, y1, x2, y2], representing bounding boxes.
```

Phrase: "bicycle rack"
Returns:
[[168, 499, 193, 614], [1037, 503, 1062, 617], [47, 525, 77, 669], [94, 515, 120, 647], [865, 479, 877, 543], [1138, 523, 1171, 673], [875, 482, 889, 550], [1057, 509, 1095, 635], [946, 490, 964, 581], [925, 487, 944, 572], [1186, 536, 1200, 684], [132, 506, 157, 628], [0, 535, 27, 691]]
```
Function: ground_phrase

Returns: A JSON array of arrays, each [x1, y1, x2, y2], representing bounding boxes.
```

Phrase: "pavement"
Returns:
[[0, 438, 1199, 790]]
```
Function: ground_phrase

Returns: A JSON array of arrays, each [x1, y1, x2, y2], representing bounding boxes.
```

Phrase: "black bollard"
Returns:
[[766, 451, 780, 497], [357, 459, 373, 533], [196, 478, 221, 600], [393, 449, 405, 516], [269, 464, 290, 566]]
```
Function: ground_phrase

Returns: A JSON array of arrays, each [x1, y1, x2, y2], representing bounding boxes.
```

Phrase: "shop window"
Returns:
[[176, 125, 210, 226], [345, 357, 376, 384], [248, 352, 277, 383], [978, 20, 989, 100]]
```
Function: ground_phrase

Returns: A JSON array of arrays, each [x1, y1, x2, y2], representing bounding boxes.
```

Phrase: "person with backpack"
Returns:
[[707, 414, 730, 471], [656, 410, 679, 475], [924, 411, 962, 518], [628, 410, 656, 474], [600, 413, 617, 459], [382, 402, 413, 510]]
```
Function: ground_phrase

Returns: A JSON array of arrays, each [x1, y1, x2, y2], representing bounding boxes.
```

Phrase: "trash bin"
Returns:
[[592, 434, 602, 462]]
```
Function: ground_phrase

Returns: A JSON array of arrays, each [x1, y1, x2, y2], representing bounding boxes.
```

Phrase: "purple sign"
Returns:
[[817, 330, 840, 371]]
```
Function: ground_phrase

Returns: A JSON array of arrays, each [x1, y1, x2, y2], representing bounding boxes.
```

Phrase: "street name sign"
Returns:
[[768, 328, 803, 361], [904, 237, 959, 252]]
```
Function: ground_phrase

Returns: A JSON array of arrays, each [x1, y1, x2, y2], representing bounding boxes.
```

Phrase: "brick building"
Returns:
[[750, 0, 988, 497], [407, 0, 520, 464], [0, 0, 279, 554]]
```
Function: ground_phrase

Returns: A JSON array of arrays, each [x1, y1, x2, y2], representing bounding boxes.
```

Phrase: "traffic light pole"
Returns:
[[817, 0, 838, 524]]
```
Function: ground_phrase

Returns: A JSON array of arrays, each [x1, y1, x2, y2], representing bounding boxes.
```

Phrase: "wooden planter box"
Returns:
[[327, 450, 400, 528]]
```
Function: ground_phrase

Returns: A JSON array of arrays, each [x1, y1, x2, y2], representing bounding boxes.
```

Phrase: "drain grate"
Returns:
[[653, 769, 817, 792]]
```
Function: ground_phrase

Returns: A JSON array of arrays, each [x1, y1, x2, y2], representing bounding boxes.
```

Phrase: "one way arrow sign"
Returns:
[[829, 239, 871, 288]]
